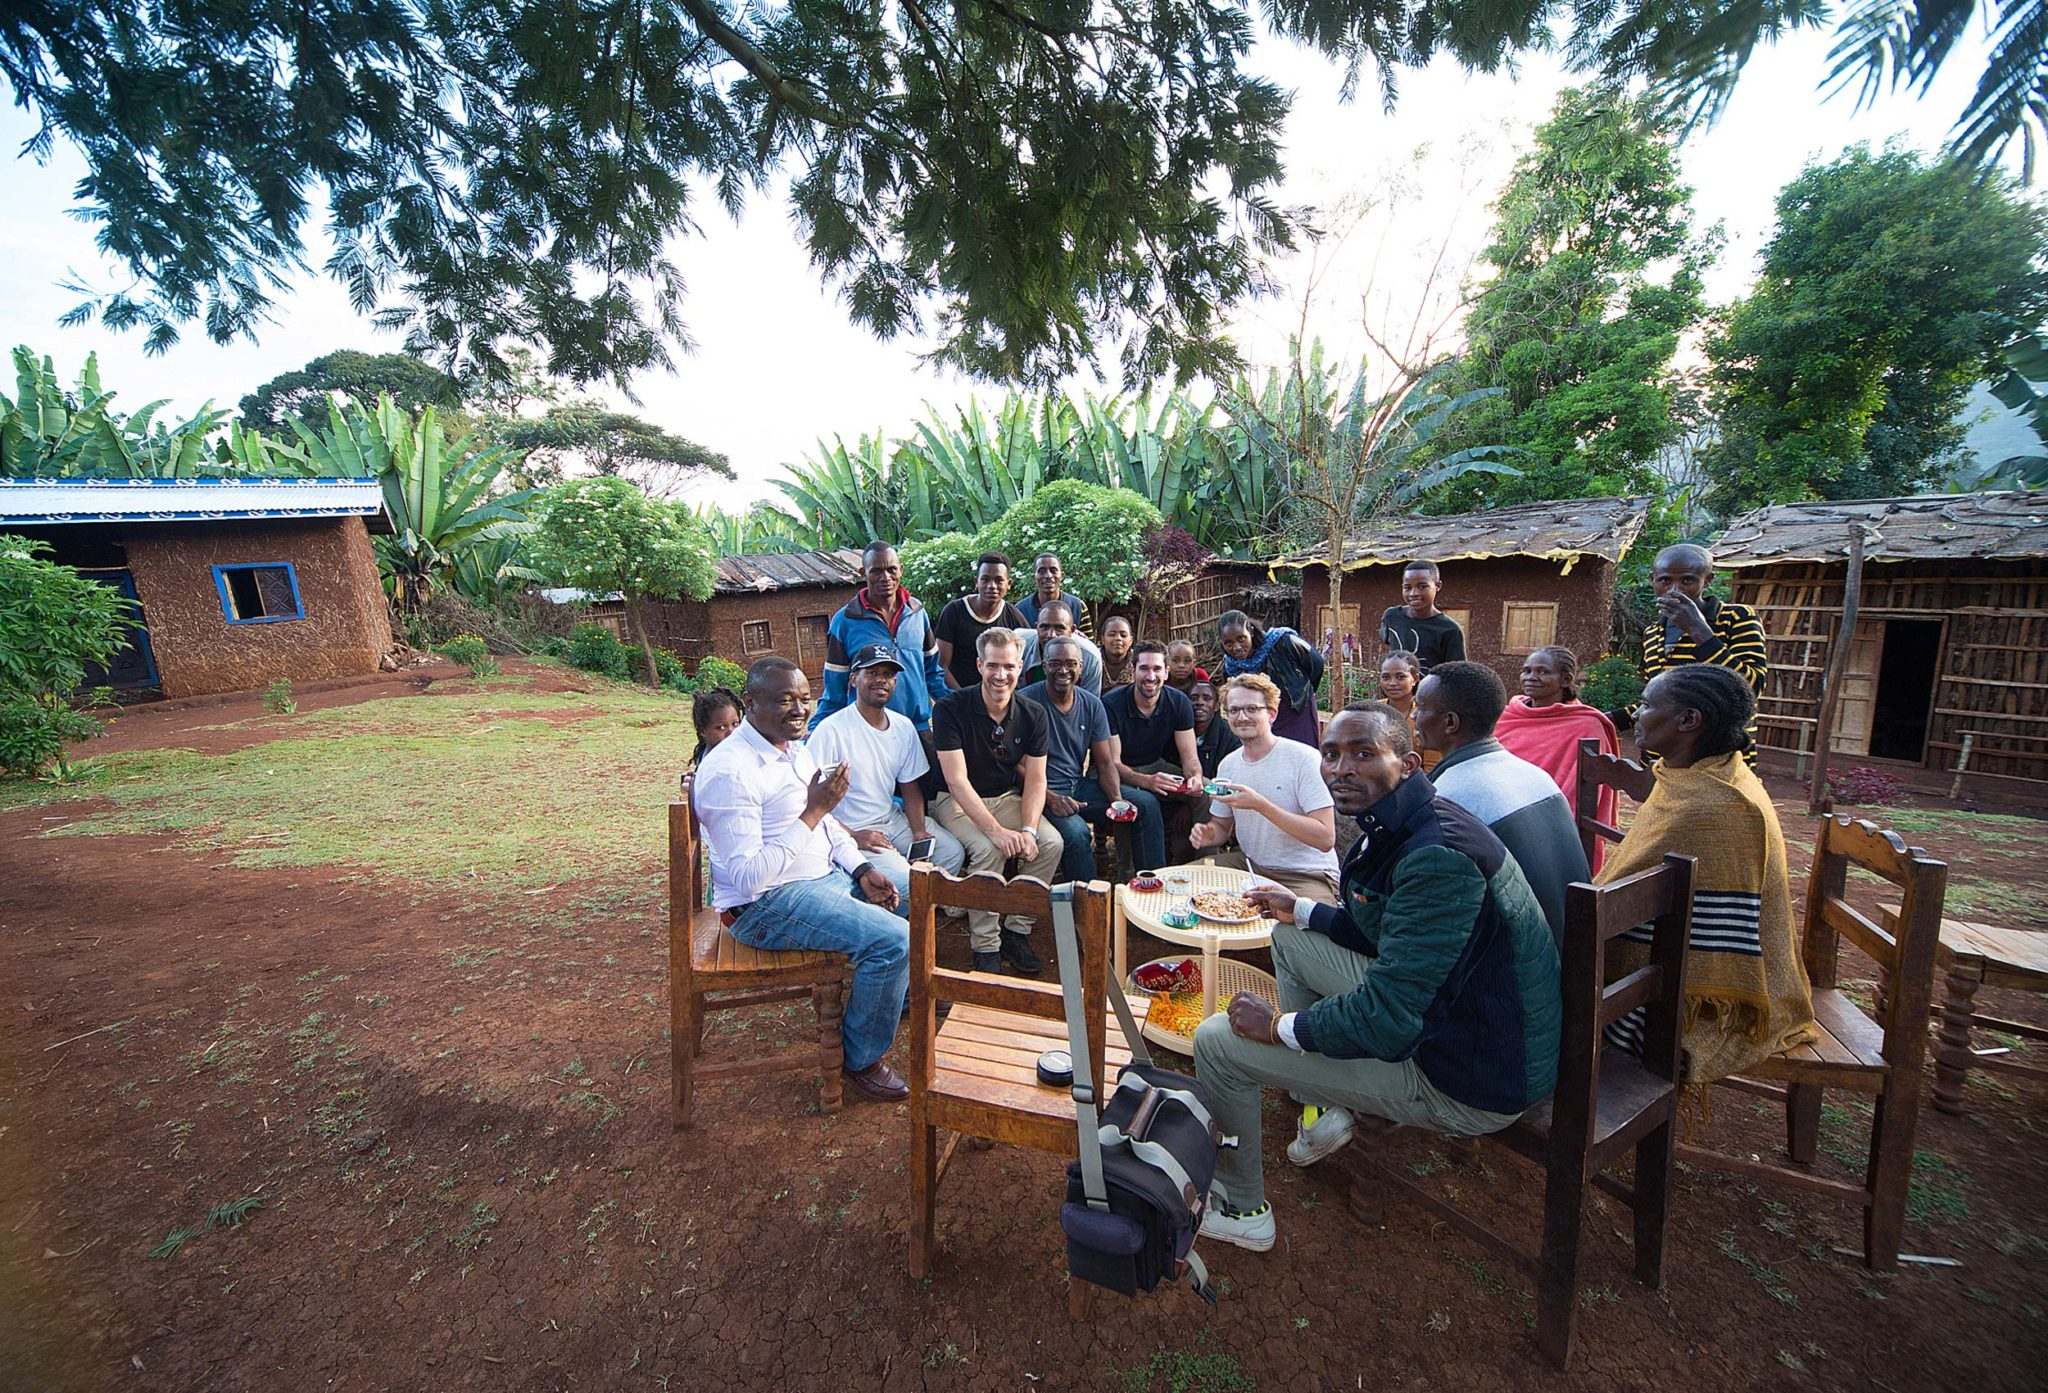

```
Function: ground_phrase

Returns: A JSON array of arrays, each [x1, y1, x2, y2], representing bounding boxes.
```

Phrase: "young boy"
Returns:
[[1378, 559, 1464, 671], [1165, 638, 1210, 695]]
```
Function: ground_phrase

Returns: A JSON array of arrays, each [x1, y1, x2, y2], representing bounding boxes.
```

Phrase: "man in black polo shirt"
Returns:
[[931, 627, 1064, 975], [1104, 641, 1205, 866]]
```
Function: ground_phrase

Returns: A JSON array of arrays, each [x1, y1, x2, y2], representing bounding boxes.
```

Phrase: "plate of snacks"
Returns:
[[1189, 889, 1263, 924]]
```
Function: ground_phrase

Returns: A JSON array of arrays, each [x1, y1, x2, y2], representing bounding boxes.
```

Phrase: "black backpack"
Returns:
[[1050, 888, 1233, 1304]]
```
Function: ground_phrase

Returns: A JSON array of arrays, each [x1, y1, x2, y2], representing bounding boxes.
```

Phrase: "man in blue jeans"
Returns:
[[1019, 635, 1123, 881], [694, 656, 913, 1102]]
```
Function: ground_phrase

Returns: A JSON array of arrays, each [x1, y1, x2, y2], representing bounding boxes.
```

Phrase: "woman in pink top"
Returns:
[[1494, 646, 1620, 870]]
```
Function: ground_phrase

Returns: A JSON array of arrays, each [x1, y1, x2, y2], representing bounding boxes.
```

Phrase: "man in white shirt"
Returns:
[[807, 642, 967, 880], [1188, 674, 1340, 904], [693, 657, 913, 1102]]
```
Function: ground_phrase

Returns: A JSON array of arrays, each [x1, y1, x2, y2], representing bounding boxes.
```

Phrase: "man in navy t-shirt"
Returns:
[[1103, 641, 1205, 866]]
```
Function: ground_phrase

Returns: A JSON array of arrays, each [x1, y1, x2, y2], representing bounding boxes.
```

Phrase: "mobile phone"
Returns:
[[908, 836, 936, 862]]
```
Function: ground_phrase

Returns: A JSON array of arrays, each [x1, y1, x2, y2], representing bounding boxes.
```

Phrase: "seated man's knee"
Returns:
[[1192, 1012, 1237, 1072]]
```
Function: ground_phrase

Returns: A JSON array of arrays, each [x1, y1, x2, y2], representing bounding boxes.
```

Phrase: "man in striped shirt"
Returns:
[[1639, 544, 1768, 764]]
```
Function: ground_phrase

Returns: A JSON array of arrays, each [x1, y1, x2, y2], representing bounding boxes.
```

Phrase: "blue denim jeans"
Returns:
[[729, 870, 910, 1073], [1044, 807, 1098, 881], [1075, 777, 1166, 872]]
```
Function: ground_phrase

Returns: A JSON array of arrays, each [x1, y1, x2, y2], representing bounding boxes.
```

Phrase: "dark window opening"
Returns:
[[1869, 619, 1943, 762], [217, 563, 304, 623]]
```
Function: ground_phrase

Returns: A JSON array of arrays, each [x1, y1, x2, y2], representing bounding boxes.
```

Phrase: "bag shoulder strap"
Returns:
[[1052, 886, 1110, 1211]]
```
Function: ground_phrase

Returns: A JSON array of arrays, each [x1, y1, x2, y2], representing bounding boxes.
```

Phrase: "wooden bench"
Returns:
[[1572, 741, 1952, 1270], [906, 867, 1141, 1312], [1338, 854, 1695, 1368], [669, 780, 851, 1128]]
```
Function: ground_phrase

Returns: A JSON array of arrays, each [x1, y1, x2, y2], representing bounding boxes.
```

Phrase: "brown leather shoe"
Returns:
[[842, 1059, 909, 1103]]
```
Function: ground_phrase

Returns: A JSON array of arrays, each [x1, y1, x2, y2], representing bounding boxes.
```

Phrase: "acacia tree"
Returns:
[[528, 477, 715, 686], [238, 351, 463, 434], [488, 403, 731, 497], [1424, 87, 1713, 511], [1703, 146, 2048, 512]]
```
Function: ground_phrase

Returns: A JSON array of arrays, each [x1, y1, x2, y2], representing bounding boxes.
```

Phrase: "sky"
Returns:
[[1, 19, 2027, 508]]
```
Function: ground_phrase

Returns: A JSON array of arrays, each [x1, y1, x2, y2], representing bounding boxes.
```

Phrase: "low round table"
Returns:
[[1115, 863, 1281, 1054]]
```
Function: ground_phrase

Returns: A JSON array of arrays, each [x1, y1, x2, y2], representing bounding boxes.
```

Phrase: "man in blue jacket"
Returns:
[[811, 542, 951, 731], [1192, 702, 1561, 1252]]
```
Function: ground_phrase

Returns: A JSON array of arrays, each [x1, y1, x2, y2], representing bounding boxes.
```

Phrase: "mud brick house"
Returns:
[[1278, 496, 1652, 689], [633, 548, 865, 683], [1, 476, 394, 700], [1714, 492, 2048, 794]]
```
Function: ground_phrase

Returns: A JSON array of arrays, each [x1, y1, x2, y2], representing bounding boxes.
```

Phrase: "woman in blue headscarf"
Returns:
[[1218, 610, 1325, 749]]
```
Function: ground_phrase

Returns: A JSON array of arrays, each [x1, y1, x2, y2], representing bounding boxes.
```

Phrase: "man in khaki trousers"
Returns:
[[930, 627, 1063, 976]]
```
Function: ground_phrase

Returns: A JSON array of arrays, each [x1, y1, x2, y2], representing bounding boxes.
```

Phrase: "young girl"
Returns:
[[1375, 651, 1439, 772], [691, 687, 742, 768]]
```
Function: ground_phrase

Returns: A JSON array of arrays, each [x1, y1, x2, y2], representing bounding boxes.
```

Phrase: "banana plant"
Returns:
[[1, 346, 249, 477], [292, 396, 536, 613]]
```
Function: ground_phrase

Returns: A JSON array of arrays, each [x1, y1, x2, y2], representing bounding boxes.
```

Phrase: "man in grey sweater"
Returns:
[[1413, 661, 1589, 943]]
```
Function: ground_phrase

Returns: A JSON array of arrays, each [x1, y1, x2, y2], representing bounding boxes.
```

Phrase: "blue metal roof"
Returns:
[[0, 477, 390, 532]]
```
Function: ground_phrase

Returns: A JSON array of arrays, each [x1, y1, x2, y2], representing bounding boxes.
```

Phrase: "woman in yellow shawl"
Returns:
[[1600, 664, 1816, 1084]]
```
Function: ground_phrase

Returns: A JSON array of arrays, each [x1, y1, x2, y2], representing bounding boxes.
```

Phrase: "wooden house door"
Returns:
[[1829, 619, 1883, 755]]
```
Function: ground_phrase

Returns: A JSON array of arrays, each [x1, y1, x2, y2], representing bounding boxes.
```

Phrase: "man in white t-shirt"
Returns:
[[1188, 673, 1340, 904], [807, 643, 967, 882]]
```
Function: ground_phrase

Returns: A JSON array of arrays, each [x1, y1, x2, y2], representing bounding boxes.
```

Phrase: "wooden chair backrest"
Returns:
[[1552, 854, 1695, 1169], [1573, 738, 1655, 868], [907, 867, 1113, 1100], [671, 775, 707, 926], [1802, 816, 1948, 1050]]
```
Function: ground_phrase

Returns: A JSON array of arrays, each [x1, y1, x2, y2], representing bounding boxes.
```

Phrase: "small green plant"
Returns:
[[565, 623, 633, 681], [263, 678, 296, 714], [148, 1224, 199, 1259], [452, 1201, 499, 1253], [1, 534, 133, 778], [437, 634, 498, 677], [1115, 1336, 1254, 1393], [694, 655, 747, 693], [1580, 655, 1644, 714], [207, 1195, 264, 1229]]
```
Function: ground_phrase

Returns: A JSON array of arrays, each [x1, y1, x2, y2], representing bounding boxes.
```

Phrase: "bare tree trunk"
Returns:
[[1325, 512, 1347, 711], [625, 595, 662, 687]]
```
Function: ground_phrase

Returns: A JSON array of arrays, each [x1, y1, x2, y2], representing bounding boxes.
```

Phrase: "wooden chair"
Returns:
[[668, 777, 852, 1128], [906, 866, 1135, 1310], [1571, 742, 1952, 1270], [1340, 854, 1694, 1367]]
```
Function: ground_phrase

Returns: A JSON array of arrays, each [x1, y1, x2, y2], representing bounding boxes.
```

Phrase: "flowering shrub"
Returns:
[[1827, 765, 1907, 807]]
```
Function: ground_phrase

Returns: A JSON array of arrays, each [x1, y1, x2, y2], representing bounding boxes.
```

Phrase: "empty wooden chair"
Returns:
[[906, 866, 1135, 1304], [668, 777, 851, 1128], [1571, 742, 1951, 1270], [1340, 853, 1694, 1367]]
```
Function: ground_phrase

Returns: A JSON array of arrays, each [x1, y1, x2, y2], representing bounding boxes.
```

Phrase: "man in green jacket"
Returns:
[[1192, 703, 1562, 1252]]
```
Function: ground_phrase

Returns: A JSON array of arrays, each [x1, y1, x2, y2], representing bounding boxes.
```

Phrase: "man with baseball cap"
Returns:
[[808, 642, 967, 884]]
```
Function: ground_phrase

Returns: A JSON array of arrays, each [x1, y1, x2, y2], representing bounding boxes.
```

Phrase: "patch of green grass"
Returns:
[[148, 1225, 199, 1260], [452, 1201, 499, 1253], [3, 682, 697, 893], [1717, 1229, 1797, 1306], [206, 1195, 263, 1229], [1944, 879, 2038, 921], [1905, 1151, 1970, 1225], [1116, 1336, 1254, 1393], [1455, 1256, 1507, 1296], [1866, 808, 2047, 839]]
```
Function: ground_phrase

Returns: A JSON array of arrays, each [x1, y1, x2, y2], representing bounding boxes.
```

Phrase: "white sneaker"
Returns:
[[1200, 1202, 1276, 1252], [1286, 1105, 1355, 1167]]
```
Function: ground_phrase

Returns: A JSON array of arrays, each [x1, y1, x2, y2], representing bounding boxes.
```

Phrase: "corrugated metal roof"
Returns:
[[1714, 492, 2048, 567], [0, 477, 390, 533], [711, 548, 865, 594], [1275, 496, 1651, 573]]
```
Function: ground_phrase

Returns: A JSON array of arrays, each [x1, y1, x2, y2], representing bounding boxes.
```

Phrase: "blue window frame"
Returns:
[[213, 562, 306, 625]]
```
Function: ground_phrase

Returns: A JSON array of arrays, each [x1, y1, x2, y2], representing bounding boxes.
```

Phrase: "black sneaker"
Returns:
[[972, 950, 1003, 973], [999, 930, 1044, 977]]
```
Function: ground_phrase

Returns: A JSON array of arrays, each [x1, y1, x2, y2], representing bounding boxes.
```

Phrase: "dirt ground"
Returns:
[[3, 672, 2045, 1392]]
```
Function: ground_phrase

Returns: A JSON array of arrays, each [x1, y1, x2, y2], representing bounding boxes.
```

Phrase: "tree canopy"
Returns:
[[1701, 145, 2048, 513], [238, 351, 463, 435], [488, 403, 731, 497], [13, 3, 2043, 390], [1423, 87, 1712, 513]]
